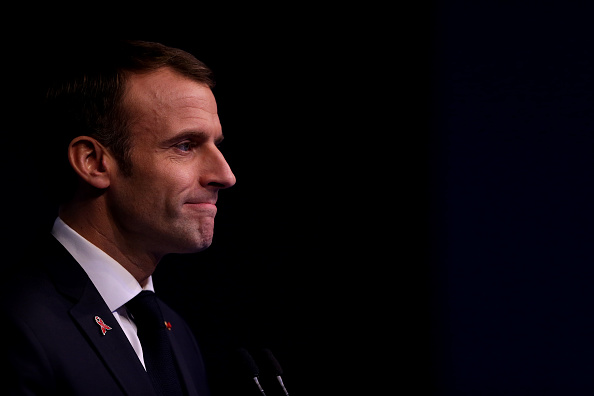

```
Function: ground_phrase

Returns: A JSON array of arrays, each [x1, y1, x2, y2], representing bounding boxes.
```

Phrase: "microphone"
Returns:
[[238, 347, 267, 396], [262, 348, 290, 396]]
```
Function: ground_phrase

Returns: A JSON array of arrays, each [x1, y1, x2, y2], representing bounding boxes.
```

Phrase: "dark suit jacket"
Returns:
[[0, 233, 211, 396]]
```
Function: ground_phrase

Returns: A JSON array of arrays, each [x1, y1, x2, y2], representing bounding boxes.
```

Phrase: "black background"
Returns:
[[3, 1, 593, 395], [429, 1, 594, 395], [1, 8, 426, 396]]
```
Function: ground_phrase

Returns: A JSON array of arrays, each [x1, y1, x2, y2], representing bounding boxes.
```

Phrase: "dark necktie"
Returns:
[[126, 290, 185, 396]]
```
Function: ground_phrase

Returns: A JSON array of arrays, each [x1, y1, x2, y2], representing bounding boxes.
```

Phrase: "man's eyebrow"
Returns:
[[161, 131, 224, 146]]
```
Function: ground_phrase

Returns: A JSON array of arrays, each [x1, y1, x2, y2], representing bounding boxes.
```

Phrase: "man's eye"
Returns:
[[176, 142, 193, 152]]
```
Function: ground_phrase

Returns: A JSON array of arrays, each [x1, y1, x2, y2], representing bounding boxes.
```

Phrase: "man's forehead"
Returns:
[[125, 67, 217, 113], [123, 68, 221, 144]]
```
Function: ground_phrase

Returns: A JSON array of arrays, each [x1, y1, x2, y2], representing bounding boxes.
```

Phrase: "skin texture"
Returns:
[[60, 67, 236, 286]]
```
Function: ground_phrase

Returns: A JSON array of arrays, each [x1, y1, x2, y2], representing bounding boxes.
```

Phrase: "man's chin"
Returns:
[[166, 225, 214, 254], [192, 240, 213, 252], [182, 236, 214, 254]]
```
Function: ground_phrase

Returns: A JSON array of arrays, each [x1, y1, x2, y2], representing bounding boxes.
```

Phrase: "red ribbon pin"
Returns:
[[95, 316, 112, 335]]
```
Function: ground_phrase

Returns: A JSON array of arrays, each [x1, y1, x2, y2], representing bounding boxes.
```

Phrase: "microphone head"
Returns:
[[262, 348, 284, 376], [237, 347, 260, 377]]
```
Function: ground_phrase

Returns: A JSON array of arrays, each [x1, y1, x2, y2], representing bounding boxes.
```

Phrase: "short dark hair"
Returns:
[[44, 39, 214, 201]]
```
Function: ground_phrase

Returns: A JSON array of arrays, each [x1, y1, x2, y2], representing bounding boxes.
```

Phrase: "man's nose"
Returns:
[[201, 146, 236, 189]]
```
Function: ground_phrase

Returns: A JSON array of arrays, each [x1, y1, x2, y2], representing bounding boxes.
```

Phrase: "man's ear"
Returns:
[[68, 136, 114, 189]]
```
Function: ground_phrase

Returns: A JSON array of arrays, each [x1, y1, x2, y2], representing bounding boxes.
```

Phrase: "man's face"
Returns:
[[105, 67, 236, 259]]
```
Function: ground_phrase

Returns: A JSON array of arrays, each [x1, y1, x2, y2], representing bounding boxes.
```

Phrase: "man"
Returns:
[[0, 40, 235, 395]]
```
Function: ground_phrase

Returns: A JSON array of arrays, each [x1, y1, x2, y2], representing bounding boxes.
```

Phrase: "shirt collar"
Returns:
[[51, 217, 154, 312]]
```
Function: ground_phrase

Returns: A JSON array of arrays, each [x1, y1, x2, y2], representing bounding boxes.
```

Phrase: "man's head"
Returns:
[[47, 40, 235, 263], [46, 40, 216, 180]]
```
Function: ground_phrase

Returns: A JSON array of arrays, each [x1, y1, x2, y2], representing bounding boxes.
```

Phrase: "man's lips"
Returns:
[[185, 197, 217, 205], [184, 201, 217, 212]]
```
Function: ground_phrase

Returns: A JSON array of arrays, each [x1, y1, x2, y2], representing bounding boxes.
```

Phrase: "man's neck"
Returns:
[[58, 202, 160, 287]]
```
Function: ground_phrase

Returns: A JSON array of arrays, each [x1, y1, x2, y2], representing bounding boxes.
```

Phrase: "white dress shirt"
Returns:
[[51, 217, 151, 369]]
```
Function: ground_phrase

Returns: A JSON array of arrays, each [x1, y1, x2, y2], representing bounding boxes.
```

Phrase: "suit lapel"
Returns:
[[69, 283, 157, 396], [168, 327, 200, 396], [44, 235, 157, 396], [159, 300, 209, 396]]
